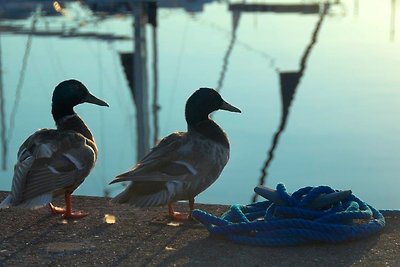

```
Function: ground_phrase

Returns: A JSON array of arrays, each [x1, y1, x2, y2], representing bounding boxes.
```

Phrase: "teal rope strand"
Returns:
[[192, 184, 387, 246]]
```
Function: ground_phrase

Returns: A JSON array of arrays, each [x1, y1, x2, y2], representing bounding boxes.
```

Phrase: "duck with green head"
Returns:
[[110, 88, 241, 220], [0, 79, 108, 219]]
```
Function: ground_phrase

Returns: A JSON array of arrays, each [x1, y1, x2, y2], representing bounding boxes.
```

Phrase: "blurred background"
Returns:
[[0, 0, 399, 209]]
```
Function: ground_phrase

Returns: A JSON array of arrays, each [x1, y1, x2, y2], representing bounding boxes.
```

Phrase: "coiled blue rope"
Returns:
[[192, 184, 386, 246]]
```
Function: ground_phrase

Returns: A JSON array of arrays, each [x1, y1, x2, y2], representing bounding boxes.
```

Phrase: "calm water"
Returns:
[[0, 0, 399, 209]]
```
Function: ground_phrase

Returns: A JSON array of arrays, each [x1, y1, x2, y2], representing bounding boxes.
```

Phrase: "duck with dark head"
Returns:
[[110, 88, 241, 220], [0, 79, 108, 219]]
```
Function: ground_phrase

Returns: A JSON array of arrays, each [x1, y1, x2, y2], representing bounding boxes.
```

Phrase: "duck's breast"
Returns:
[[176, 136, 230, 198]]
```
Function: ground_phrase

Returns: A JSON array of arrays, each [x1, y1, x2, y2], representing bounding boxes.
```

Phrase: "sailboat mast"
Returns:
[[0, 37, 7, 170]]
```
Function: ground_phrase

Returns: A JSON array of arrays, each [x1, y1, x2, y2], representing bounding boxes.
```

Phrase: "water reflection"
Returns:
[[150, 3, 160, 146], [228, 2, 321, 14], [0, 8, 39, 171], [216, 11, 240, 93], [0, 0, 399, 209], [391, 0, 397, 42], [252, 3, 329, 202], [0, 40, 5, 170]]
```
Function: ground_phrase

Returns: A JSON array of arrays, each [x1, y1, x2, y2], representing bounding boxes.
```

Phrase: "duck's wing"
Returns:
[[0, 129, 96, 209], [110, 132, 196, 184]]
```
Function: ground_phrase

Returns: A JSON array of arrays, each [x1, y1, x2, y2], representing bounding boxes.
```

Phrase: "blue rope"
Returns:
[[192, 184, 386, 246]]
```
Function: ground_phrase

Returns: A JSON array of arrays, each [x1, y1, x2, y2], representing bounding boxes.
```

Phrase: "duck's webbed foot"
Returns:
[[49, 193, 88, 219], [168, 198, 195, 221], [49, 203, 66, 214], [63, 193, 88, 219], [169, 211, 190, 220], [62, 210, 89, 219]]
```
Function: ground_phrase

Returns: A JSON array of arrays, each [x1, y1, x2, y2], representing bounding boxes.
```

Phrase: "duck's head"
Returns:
[[52, 79, 108, 120], [185, 88, 241, 125], [52, 79, 109, 108]]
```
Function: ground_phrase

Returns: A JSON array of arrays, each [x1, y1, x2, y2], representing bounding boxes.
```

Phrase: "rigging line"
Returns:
[[0, 37, 7, 170], [108, 45, 135, 177], [390, 0, 396, 42], [215, 11, 241, 93], [164, 14, 189, 130], [299, 3, 329, 75], [96, 41, 108, 197], [6, 8, 39, 145], [110, 45, 130, 113], [252, 3, 329, 203], [189, 16, 277, 69], [23, 16, 47, 94], [45, 38, 66, 79], [35, 16, 65, 80], [88, 42, 120, 104]]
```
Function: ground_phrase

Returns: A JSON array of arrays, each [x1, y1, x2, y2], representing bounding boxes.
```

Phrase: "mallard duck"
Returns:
[[0, 79, 108, 219], [110, 88, 241, 220]]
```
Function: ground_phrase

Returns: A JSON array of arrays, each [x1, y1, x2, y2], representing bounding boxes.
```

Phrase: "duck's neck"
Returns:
[[52, 103, 74, 122], [185, 105, 210, 126], [188, 119, 229, 149], [52, 104, 94, 141]]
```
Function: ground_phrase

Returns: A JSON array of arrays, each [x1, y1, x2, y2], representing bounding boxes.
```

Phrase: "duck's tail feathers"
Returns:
[[0, 193, 52, 210], [128, 190, 171, 208], [0, 195, 13, 209], [110, 175, 185, 185], [9, 156, 34, 205], [112, 182, 182, 208], [17, 193, 52, 209], [109, 176, 128, 185], [111, 187, 133, 204]]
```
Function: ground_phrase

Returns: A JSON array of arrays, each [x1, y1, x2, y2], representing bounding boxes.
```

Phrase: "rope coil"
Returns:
[[192, 184, 385, 246]]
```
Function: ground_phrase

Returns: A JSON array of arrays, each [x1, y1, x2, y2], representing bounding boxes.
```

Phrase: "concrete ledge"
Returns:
[[1, 192, 400, 266]]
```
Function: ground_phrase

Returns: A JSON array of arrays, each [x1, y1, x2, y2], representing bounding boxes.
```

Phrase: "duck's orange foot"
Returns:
[[48, 203, 88, 219], [62, 210, 89, 219], [168, 202, 193, 221], [49, 203, 66, 215], [170, 211, 192, 221]]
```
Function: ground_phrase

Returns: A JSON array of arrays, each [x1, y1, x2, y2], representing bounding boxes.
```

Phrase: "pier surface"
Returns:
[[0, 191, 399, 266]]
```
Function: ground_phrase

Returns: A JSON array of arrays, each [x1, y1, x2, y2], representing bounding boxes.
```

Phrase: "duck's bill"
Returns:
[[220, 100, 241, 113], [84, 93, 109, 107]]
